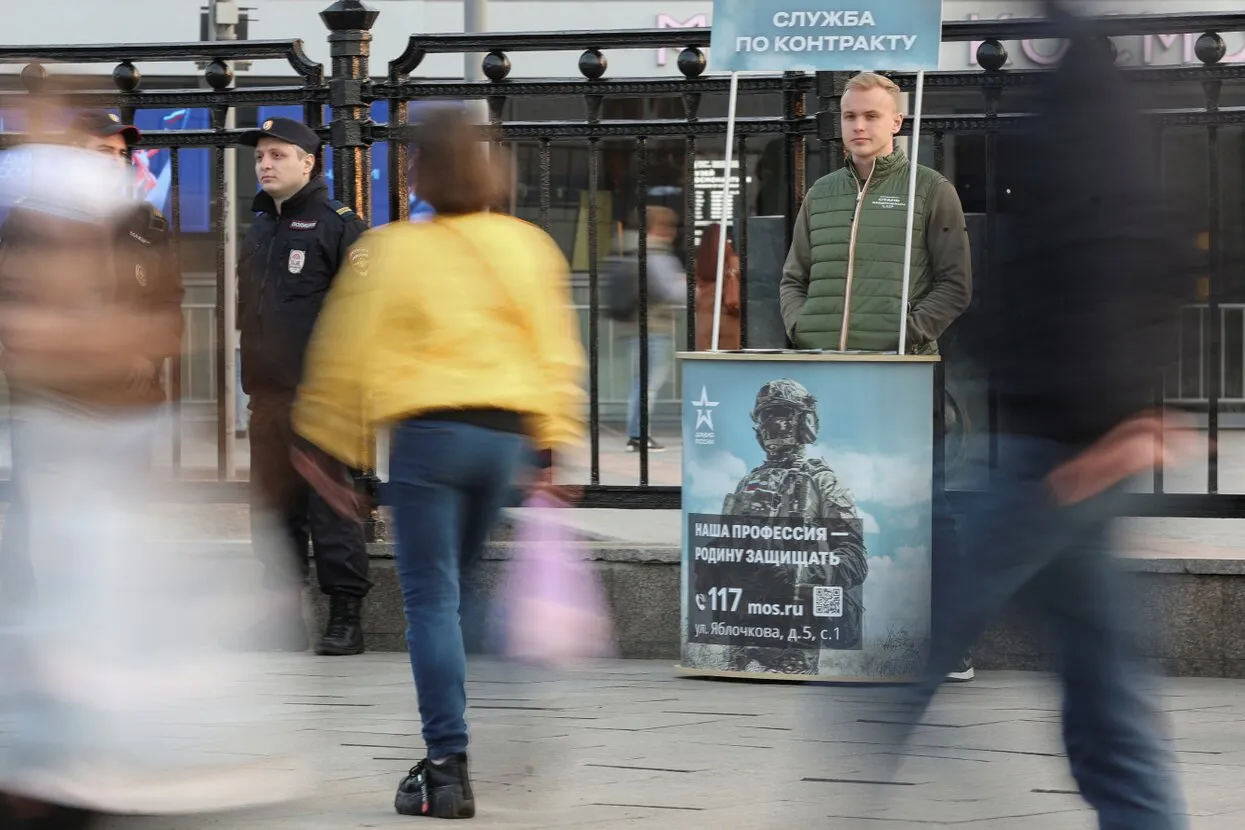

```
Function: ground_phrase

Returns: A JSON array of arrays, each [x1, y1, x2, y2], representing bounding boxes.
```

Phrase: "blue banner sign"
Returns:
[[710, 0, 945, 73]]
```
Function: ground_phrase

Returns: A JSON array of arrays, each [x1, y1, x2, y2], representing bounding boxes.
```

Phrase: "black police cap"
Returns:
[[238, 117, 320, 154], [70, 110, 141, 146]]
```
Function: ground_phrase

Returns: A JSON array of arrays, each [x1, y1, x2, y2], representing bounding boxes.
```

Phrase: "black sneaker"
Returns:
[[394, 753, 476, 819], [946, 653, 975, 682], [626, 437, 666, 453]]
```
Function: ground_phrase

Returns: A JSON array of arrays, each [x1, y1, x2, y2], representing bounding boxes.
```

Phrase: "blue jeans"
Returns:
[[898, 435, 1186, 829], [625, 333, 672, 440], [389, 418, 527, 758]]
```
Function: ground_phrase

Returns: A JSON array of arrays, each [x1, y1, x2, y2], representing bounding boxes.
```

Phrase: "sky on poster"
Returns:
[[681, 359, 935, 634], [709, 0, 945, 73]]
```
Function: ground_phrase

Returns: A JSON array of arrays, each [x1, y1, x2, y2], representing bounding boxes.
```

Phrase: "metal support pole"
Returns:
[[320, 0, 377, 217], [464, 0, 488, 82], [209, 0, 239, 477], [320, 0, 383, 539], [464, 0, 490, 129]]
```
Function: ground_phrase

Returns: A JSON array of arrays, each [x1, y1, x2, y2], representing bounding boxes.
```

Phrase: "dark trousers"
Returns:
[[248, 395, 370, 598], [891, 435, 1186, 829]]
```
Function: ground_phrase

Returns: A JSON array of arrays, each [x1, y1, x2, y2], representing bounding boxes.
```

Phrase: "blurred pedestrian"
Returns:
[[622, 206, 684, 453], [0, 119, 305, 829], [0, 110, 183, 614], [236, 117, 372, 656], [694, 223, 741, 351], [290, 106, 586, 819], [878, 5, 1198, 827]]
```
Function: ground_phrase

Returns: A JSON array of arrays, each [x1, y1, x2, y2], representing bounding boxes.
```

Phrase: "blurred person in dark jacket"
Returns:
[[0, 110, 183, 614], [0, 130, 306, 830], [875, 5, 1198, 828]]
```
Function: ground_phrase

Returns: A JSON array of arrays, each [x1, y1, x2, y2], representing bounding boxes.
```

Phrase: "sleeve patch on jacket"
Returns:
[[349, 247, 370, 276]]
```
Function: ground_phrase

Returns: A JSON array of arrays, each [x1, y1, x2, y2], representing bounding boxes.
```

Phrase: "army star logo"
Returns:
[[693, 386, 718, 431]]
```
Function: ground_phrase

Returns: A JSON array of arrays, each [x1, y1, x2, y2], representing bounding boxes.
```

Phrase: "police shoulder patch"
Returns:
[[326, 198, 356, 218], [349, 246, 370, 277]]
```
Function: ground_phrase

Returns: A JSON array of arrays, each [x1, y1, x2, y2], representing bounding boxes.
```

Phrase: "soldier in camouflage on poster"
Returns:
[[718, 378, 868, 675]]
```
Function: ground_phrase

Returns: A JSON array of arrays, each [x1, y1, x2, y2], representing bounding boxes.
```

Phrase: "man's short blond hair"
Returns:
[[843, 72, 902, 112]]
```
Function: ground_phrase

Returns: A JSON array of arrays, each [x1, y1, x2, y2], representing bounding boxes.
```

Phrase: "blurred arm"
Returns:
[[144, 208, 185, 365]]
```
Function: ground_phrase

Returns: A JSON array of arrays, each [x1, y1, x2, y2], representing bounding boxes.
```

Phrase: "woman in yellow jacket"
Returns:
[[290, 107, 586, 820]]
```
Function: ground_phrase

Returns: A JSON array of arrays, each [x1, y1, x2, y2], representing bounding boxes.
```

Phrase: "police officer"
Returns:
[[0, 110, 184, 613], [237, 117, 370, 655]]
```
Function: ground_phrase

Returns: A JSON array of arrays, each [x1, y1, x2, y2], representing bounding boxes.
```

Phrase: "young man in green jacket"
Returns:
[[779, 71, 971, 354], [779, 71, 976, 681]]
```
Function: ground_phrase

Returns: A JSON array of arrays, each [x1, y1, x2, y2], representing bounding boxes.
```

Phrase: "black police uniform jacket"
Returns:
[[0, 199, 184, 408], [238, 176, 367, 397]]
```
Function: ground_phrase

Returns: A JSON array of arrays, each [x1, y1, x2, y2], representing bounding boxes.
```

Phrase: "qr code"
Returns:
[[813, 586, 844, 618]]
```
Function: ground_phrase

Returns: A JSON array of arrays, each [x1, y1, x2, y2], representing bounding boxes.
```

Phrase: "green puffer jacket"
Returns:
[[786, 149, 958, 354]]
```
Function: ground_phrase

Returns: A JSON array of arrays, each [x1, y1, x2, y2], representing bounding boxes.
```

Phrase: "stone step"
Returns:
[[20, 499, 1245, 677], [148, 537, 1245, 679]]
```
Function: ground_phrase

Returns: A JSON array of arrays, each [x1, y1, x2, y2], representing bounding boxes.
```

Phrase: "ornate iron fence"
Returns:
[[0, 2, 1243, 519]]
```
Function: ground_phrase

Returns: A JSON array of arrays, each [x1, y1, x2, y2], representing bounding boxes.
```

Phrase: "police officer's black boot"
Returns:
[[316, 594, 365, 656]]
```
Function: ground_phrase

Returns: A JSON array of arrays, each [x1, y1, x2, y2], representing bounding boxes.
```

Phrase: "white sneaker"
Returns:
[[946, 655, 975, 682]]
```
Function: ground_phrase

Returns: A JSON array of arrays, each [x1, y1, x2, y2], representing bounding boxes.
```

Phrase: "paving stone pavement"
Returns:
[[76, 654, 1245, 829]]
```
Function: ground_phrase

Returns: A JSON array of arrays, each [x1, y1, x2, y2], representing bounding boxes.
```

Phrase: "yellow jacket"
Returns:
[[291, 213, 587, 469]]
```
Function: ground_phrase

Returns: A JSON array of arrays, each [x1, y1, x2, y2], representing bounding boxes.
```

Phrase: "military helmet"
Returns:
[[752, 378, 819, 451], [752, 379, 816, 417]]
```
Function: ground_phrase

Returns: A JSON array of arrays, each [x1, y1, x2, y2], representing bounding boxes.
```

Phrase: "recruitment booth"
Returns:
[[676, 0, 944, 683]]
